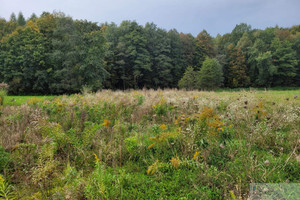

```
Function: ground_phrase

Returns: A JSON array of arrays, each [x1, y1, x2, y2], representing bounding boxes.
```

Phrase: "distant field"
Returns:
[[0, 89, 299, 199]]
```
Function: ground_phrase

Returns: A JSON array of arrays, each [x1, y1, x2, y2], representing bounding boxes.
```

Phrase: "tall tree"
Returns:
[[103, 23, 121, 89], [48, 14, 108, 93], [237, 32, 253, 52], [255, 51, 276, 86], [180, 33, 195, 67], [194, 30, 216, 70], [270, 38, 298, 86], [196, 30, 216, 57], [80, 30, 109, 90], [144, 23, 173, 88], [226, 44, 250, 87], [292, 35, 300, 85], [0, 20, 47, 94], [0, 18, 17, 40], [17, 12, 26, 26], [29, 13, 38, 21], [167, 29, 185, 87], [178, 66, 197, 90], [230, 23, 251, 45], [198, 57, 223, 90], [118, 21, 151, 89], [247, 39, 266, 85], [9, 13, 16, 22], [256, 28, 276, 47]]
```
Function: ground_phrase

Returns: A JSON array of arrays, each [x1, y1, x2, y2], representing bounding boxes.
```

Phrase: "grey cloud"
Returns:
[[0, 0, 299, 36]]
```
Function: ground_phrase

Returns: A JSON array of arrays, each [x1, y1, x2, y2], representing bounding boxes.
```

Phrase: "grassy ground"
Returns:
[[0, 90, 299, 199], [4, 96, 54, 106]]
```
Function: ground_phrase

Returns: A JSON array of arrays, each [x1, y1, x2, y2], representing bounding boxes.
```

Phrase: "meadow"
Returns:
[[0, 89, 299, 199]]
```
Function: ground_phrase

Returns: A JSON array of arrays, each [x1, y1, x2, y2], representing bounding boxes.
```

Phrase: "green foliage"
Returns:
[[271, 38, 298, 86], [0, 90, 7, 106], [194, 30, 216, 69], [180, 33, 195, 67], [152, 96, 173, 117], [178, 66, 198, 90], [198, 57, 224, 90], [230, 23, 252, 45], [84, 163, 109, 199], [17, 12, 26, 26], [9, 13, 16, 22], [225, 44, 250, 87], [0, 146, 10, 172], [124, 136, 139, 156], [0, 20, 48, 94], [256, 51, 276, 86], [0, 176, 16, 200], [1, 12, 300, 92], [136, 95, 145, 105], [0, 12, 108, 95]]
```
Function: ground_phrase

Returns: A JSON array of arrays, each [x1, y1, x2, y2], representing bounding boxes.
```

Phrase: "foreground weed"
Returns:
[[0, 90, 7, 106], [170, 157, 181, 169], [102, 119, 111, 128], [147, 160, 161, 176], [0, 176, 16, 200], [147, 130, 181, 149], [193, 151, 201, 161]]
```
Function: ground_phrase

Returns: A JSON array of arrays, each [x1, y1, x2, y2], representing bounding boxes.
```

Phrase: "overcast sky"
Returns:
[[1, 0, 300, 36]]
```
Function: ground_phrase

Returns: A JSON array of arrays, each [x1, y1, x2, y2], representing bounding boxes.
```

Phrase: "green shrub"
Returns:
[[0, 175, 16, 200], [178, 66, 198, 90], [0, 146, 10, 172], [136, 95, 145, 106], [0, 90, 7, 106]]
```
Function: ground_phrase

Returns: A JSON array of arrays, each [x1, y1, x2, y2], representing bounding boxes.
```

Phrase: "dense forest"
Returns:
[[1, 11, 300, 94]]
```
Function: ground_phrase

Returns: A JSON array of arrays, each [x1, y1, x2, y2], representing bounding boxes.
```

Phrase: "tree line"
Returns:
[[0, 11, 300, 94]]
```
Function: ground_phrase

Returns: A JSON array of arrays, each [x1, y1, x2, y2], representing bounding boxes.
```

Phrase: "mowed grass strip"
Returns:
[[4, 96, 55, 106]]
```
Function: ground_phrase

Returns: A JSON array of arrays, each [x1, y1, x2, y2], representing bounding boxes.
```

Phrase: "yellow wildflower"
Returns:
[[148, 131, 180, 149], [170, 157, 181, 169], [160, 124, 167, 130], [217, 127, 224, 132], [103, 119, 111, 127], [0, 175, 4, 182], [147, 142, 156, 149], [193, 151, 201, 161], [147, 160, 159, 175], [94, 153, 100, 164], [228, 124, 233, 128], [178, 127, 181, 133], [199, 107, 214, 120]]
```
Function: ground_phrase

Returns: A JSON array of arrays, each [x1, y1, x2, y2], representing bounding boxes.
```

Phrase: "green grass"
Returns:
[[215, 87, 300, 92], [4, 96, 55, 106]]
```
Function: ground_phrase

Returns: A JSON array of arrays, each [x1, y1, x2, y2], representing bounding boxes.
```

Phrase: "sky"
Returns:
[[1, 0, 300, 36]]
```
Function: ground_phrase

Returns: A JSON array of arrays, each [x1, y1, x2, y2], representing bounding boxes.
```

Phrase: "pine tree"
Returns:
[[178, 66, 197, 90], [17, 12, 26, 26], [10, 13, 16, 22]]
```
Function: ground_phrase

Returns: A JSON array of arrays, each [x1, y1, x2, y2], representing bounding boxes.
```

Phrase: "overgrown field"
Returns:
[[0, 90, 299, 199]]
